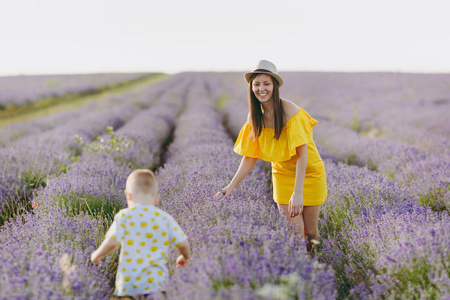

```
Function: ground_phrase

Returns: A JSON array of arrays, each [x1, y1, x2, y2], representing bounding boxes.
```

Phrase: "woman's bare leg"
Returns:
[[277, 203, 304, 236], [302, 205, 321, 257], [277, 203, 321, 257]]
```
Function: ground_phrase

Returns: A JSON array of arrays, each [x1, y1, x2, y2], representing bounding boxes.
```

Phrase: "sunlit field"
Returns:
[[0, 72, 449, 299]]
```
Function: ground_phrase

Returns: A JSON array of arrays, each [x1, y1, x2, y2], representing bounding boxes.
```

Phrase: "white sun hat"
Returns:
[[244, 60, 283, 87]]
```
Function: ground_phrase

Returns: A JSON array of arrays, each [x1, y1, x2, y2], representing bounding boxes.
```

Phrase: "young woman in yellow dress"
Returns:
[[216, 60, 327, 255]]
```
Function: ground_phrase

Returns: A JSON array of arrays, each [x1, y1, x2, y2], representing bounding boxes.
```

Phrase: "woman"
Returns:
[[216, 60, 327, 255]]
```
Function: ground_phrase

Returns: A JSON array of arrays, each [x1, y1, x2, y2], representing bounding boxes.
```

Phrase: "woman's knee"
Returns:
[[302, 205, 321, 239], [304, 228, 319, 240]]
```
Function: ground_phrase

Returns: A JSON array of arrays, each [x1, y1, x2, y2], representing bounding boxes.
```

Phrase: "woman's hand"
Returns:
[[214, 157, 257, 199], [214, 185, 234, 198], [288, 192, 303, 218]]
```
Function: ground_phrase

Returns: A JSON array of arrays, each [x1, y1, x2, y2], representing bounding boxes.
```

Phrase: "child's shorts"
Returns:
[[110, 291, 166, 300]]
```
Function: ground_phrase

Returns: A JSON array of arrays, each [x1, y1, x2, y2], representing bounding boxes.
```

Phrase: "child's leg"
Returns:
[[110, 295, 134, 300], [276, 203, 305, 237]]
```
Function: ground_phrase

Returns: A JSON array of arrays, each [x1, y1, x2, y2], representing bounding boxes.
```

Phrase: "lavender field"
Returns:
[[0, 71, 449, 299]]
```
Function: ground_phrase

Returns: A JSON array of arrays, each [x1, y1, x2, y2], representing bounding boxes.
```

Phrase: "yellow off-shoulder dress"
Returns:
[[234, 107, 327, 206]]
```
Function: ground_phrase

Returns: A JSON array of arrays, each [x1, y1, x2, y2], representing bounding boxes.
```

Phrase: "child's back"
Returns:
[[107, 204, 187, 296], [91, 169, 190, 298]]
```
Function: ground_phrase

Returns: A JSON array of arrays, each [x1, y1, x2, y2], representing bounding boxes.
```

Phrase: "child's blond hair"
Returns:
[[126, 169, 158, 197]]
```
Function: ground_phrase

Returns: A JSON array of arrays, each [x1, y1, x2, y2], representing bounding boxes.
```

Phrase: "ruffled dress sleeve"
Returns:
[[233, 122, 260, 158], [233, 107, 318, 162]]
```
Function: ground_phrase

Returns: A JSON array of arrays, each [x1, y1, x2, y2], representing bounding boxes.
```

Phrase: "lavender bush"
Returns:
[[313, 120, 450, 211], [0, 205, 113, 298], [347, 210, 450, 299], [219, 75, 248, 139]]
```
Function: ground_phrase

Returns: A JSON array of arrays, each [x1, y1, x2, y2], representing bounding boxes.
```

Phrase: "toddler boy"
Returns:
[[91, 169, 190, 298]]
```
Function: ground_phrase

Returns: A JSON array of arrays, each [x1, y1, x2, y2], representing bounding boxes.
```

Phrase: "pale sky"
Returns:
[[1, 0, 449, 75]]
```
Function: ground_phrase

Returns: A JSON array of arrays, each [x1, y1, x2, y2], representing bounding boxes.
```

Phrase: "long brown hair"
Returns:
[[248, 74, 285, 140]]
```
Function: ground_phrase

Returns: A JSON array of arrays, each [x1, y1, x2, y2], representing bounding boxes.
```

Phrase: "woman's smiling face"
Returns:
[[252, 74, 273, 103]]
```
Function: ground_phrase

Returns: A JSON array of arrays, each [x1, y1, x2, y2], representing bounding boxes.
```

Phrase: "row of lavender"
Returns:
[[152, 76, 336, 299], [0, 72, 153, 107], [312, 120, 450, 210], [218, 73, 450, 299], [0, 74, 172, 147], [0, 74, 191, 298], [0, 74, 182, 223], [320, 162, 449, 299]]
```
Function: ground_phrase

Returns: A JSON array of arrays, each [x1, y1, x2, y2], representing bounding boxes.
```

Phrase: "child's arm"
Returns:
[[175, 240, 190, 268], [91, 238, 120, 265]]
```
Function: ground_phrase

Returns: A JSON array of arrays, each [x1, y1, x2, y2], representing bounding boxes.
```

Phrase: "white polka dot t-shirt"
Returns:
[[105, 204, 187, 296]]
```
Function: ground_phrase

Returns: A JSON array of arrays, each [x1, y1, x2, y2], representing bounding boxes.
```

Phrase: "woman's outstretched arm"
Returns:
[[215, 156, 258, 197]]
